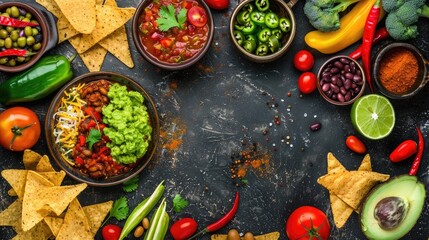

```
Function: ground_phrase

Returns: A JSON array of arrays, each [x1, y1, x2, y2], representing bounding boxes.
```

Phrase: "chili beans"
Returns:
[[319, 57, 364, 103]]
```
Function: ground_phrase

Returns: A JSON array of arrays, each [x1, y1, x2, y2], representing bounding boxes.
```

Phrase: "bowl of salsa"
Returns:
[[45, 72, 159, 187], [132, 0, 214, 70]]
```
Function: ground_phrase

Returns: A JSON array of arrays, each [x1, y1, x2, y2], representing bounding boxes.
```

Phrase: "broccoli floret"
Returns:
[[303, 0, 360, 32], [382, 0, 405, 12], [384, 0, 429, 40], [385, 13, 418, 40]]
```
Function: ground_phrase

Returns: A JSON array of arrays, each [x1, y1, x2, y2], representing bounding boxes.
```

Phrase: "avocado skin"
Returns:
[[360, 175, 426, 240]]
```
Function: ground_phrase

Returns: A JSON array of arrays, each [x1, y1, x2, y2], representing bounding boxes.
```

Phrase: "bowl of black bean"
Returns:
[[0, 2, 58, 73], [317, 55, 366, 106]]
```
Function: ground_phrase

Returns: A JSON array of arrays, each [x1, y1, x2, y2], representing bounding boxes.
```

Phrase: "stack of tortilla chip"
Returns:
[[36, 0, 135, 71], [0, 150, 113, 240], [317, 152, 390, 228]]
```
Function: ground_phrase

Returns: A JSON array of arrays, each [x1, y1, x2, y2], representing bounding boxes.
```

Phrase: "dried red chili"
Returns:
[[188, 191, 240, 239], [0, 15, 39, 27], [349, 27, 389, 60], [0, 49, 36, 58], [409, 127, 424, 176]]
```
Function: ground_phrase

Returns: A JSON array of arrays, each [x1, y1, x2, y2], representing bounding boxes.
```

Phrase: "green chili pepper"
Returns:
[[0, 54, 74, 105], [271, 29, 283, 40], [245, 34, 257, 43], [279, 17, 291, 32], [256, 43, 269, 56], [233, 30, 246, 46], [234, 24, 245, 31], [268, 36, 280, 52], [250, 11, 265, 26], [242, 3, 255, 13], [264, 12, 279, 29], [255, 0, 270, 12], [242, 21, 256, 35], [144, 198, 168, 240], [118, 181, 165, 240], [242, 40, 257, 53], [237, 10, 250, 25], [258, 28, 272, 42]]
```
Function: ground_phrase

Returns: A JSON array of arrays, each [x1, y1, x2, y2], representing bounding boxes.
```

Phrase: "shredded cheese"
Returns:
[[52, 83, 87, 165]]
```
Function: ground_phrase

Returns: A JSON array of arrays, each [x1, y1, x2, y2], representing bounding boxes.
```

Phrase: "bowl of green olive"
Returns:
[[229, 0, 297, 63], [0, 2, 58, 73]]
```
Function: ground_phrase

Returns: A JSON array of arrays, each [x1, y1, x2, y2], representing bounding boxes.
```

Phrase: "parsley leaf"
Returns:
[[86, 129, 101, 150], [172, 194, 189, 213], [123, 176, 139, 192], [156, 4, 187, 31], [102, 196, 129, 226]]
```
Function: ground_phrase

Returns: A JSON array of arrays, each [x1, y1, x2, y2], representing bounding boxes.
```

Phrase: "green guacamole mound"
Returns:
[[102, 83, 152, 164]]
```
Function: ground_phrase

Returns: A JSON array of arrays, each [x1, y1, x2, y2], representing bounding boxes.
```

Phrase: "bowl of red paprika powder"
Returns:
[[373, 42, 429, 99]]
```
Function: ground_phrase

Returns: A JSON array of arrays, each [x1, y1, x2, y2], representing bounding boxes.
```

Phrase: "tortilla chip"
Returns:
[[53, 0, 96, 34], [13, 220, 52, 240], [2, 169, 28, 199], [57, 199, 93, 240], [36, 0, 62, 17], [99, 26, 134, 68], [318, 170, 390, 210], [211, 231, 280, 240], [44, 217, 64, 237], [36, 155, 56, 172], [75, 5, 135, 53], [359, 154, 372, 172], [8, 188, 17, 196], [57, 14, 80, 43], [23, 149, 42, 170], [0, 200, 22, 227], [40, 171, 67, 186], [83, 201, 113, 236]]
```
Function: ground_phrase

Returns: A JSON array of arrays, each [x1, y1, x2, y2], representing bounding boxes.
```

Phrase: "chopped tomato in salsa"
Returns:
[[138, 0, 209, 64]]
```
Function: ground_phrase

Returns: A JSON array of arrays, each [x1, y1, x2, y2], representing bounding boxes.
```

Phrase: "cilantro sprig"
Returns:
[[102, 196, 129, 226], [172, 194, 189, 213], [86, 129, 101, 150], [122, 176, 139, 193], [156, 4, 187, 31]]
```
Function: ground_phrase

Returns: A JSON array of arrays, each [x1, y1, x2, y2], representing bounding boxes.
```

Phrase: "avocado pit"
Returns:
[[374, 196, 408, 230]]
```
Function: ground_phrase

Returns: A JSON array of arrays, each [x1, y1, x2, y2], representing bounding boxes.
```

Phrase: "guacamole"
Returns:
[[102, 83, 152, 164]]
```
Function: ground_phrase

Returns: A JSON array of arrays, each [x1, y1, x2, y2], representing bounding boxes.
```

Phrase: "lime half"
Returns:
[[351, 94, 395, 140]]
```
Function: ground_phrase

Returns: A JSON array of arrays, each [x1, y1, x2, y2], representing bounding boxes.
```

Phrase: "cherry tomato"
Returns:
[[345, 135, 367, 154], [297, 72, 317, 94], [203, 0, 229, 10], [0, 107, 41, 151], [293, 50, 314, 71], [170, 217, 198, 240], [102, 224, 122, 240], [389, 139, 417, 163], [187, 6, 208, 28], [286, 206, 330, 240]]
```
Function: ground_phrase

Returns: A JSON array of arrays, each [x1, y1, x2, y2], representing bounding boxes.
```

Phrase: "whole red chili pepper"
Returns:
[[409, 127, 424, 176], [349, 27, 389, 60], [188, 191, 240, 239], [0, 15, 39, 28], [0, 49, 36, 58], [361, 0, 381, 93]]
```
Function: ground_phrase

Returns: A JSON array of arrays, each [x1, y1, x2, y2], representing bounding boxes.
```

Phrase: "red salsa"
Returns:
[[138, 0, 210, 64]]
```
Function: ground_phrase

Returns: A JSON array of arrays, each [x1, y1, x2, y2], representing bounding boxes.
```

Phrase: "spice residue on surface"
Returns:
[[159, 116, 187, 166]]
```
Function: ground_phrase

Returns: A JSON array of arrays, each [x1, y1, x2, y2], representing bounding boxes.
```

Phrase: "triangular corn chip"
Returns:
[[56, 199, 93, 240], [53, 0, 96, 34]]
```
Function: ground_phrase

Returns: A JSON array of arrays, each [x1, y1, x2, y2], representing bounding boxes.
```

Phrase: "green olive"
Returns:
[[22, 18, 30, 23], [8, 58, 16, 67], [0, 29, 8, 38], [10, 6, 20, 18], [24, 26, 33, 37], [17, 57, 26, 63], [6, 26, 14, 33], [12, 41, 18, 48], [4, 38, 12, 49], [25, 13, 32, 20], [17, 37, 27, 48], [5, 8, 11, 16], [26, 36, 35, 46], [0, 57, 8, 65], [1, 13, 10, 17], [10, 30, 19, 41], [32, 28, 39, 36], [0, 39, 4, 47], [32, 42, 42, 51]]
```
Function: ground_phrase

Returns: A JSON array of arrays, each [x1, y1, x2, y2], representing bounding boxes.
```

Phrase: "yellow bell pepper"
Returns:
[[304, 0, 385, 54]]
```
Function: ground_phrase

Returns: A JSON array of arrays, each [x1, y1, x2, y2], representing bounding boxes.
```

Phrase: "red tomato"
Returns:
[[297, 72, 317, 94], [0, 107, 41, 151], [345, 135, 367, 154], [187, 6, 208, 27], [203, 0, 229, 10], [389, 139, 417, 162], [293, 50, 314, 71], [170, 218, 198, 240], [286, 206, 330, 240], [102, 224, 122, 240]]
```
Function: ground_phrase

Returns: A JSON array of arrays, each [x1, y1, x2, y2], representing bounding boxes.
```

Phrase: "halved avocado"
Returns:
[[360, 175, 426, 240]]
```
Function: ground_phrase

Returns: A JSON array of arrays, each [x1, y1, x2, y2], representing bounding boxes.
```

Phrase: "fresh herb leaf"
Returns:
[[102, 196, 129, 226], [156, 4, 187, 31], [123, 176, 139, 192], [241, 178, 249, 185], [86, 129, 101, 150], [172, 194, 189, 213]]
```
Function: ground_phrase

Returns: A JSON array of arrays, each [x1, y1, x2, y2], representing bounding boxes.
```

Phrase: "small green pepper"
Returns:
[[233, 30, 246, 46], [143, 198, 169, 240], [264, 12, 279, 29], [256, 43, 269, 56], [268, 36, 280, 52], [242, 40, 257, 53], [242, 21, 256, 35], [258, 28, 271, 42], [250, 11, 265, 26], [234, 24, 245, 31], [237, 10, 250, 25], [245, 34, 257, 43], [279, 17, 292, 32], [255, 0, 270, 12], [272, 29, 283, 40], [242, 2, 255, 13]]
